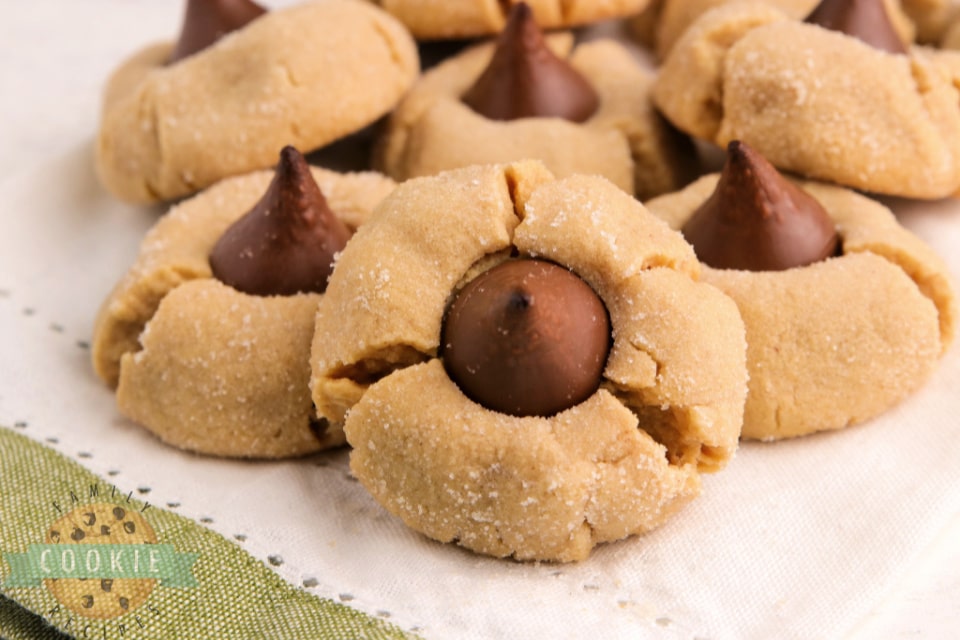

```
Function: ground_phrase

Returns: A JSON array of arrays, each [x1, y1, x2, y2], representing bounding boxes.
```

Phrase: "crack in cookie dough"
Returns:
[[329, 345, 430, 381], [311, 161, 746, 561], [280, 62, 301, 90], [371, 16, 413, 69]]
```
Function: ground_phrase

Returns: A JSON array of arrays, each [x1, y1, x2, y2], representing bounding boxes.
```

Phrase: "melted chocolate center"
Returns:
[[169, 0, 267, 64], [441, 259, 611, 417], [804, 0, 907, 54], [461, 2, 599, 122], [682, 140, 840, 271], [209, 146, 352, 296]]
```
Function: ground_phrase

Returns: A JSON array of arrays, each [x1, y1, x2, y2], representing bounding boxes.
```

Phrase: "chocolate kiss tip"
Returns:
[[169, 0, 268, 64], [208, 146, 352, 297], [804, 0, 907, 54], [460, 2, 600, 123], [511, 1, 533, 21], [681, 140, 840, 272], [276, 144, 312, 191]]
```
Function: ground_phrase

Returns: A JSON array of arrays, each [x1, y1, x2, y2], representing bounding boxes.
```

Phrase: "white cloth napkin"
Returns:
[[1, 142, 958, 640]]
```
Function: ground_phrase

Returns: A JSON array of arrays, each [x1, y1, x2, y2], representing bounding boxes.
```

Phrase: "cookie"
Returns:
[[44, 505, 157, 620], [651, 1, 960, 198], [901, 0, 959, 44], [367, 0, 652, 40], [632, 0, 914, 58], [375, 5, 698, 201], [95, 0, 418, 204], [92, 149, 396, 458], [947, 21, 960, 47], [310, 161, 747, 561], [940, 7, 960, 47], [646, 142, 956, 440]]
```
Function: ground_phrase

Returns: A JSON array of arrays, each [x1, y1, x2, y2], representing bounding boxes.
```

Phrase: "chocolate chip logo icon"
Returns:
[[2, 501, 201, 622], [43, 504, 160, 619]]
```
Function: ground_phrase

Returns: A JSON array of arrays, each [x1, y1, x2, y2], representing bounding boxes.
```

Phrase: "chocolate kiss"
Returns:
[[804, 0, 907, 54], [169, 0, 267, 64], [441, 259, 611, 418], [461, 3, 600, 122], [682, 141, 840, 271], [209, 146, 352, 296]]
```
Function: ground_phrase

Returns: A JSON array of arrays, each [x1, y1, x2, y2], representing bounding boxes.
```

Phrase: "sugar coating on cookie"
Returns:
[[646, 174, 956, 440], [96, 0, 418, 203], [91, 166, 396, 458], [370, 0, 652, 39], [310, 161, 747, 561], [632, 0, 914, 58], [376, 32, 698, 201], [922, 40, 960, 79], [651, 2, 960, 198]]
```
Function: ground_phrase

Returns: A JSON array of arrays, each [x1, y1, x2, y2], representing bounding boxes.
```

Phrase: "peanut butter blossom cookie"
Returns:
[[92, 147, 396, 458], [366, 0, 652, 40], [901, 0, 959, 44], [376, 3, 698, 201], [96, 0, 418, 203], [310, 160, 748, 562], [631, 0, 915, 58], [652, 0, 960, 198], [946, 18, 960, 48], [646, 141, 957, 440]]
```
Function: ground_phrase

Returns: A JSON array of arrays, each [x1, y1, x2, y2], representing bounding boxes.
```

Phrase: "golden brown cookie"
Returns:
[[651, 2, 960, 199], [95, 0, 418, 204], [92, 164, 396, 458], [941, 6, 960, 47], [902, 0, 959, 44], [646, 172, 956, 440], [310, 161, 747, 561], [631, 0, 914, 58], [946, 22, 960, 47], [367, 0, 652, 39], [376, 27, 697, 201]]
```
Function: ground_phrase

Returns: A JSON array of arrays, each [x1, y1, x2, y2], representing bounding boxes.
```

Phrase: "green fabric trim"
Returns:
[[0, 427, 421, 640], [0, 595, 70, 640]]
